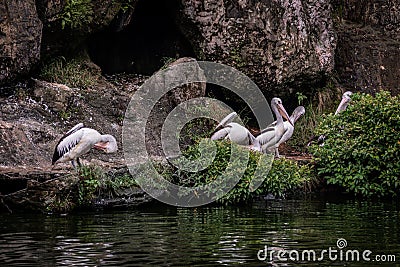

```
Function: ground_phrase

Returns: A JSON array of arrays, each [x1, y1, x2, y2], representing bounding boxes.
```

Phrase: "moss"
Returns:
[[229, 45, 247, 68]]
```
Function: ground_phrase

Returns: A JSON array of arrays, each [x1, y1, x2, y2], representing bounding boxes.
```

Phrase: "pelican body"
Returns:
[[260, 106, 305, 157], [52, 123, 118, 168], [255, 98, 292, 155], [211, 112, 260, 151]]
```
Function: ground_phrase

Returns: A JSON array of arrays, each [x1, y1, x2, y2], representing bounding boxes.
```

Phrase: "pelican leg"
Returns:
[[71, 160, 77, 169], [77, 158, 82, 167], [275, 147, 281, 158]]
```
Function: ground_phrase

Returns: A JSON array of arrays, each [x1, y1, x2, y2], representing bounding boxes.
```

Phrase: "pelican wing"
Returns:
[[256, 130, 275, 146], [211, 127, 230, 141], [259, 125, 275, 135], [247, 131, 257, 144], [65, 123, 84, 136], [215, 112, 237, 129], [52, 128, 85, 164]]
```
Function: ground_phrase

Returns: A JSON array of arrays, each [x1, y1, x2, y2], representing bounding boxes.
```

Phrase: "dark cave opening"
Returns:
[[88, 0, 195, 75]]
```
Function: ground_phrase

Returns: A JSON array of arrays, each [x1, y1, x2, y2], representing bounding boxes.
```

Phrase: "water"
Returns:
[[0, 199, 399, 266]]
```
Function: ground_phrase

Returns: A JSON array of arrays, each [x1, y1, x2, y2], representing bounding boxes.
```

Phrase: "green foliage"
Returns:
[[39, 56, 99, 88], [166, 140, 314, 204], [289, 85, 342, 151], [77, 166, 138, 206], [296, 92, 307, 106], [60, 0, 94, 30], [161, 57, 177, 67], [309, 91, 400, 197], [120, 0, 134, 12], [77, 166, 103, 205]]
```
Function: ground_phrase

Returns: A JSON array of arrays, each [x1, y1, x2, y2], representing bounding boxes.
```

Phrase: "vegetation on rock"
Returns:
[[38, 55, 100, 88], [309, 91, 400, 197], [163, 140, 315, 204], [77, 166, 139, 206]]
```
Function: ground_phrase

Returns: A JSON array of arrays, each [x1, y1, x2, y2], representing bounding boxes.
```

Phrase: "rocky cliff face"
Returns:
[[332, 0, 400, 95], [178, 0, 337, 93], [0, 0, 135, 83], [1, 0, 398, 94], [0, 0, 42, 84]]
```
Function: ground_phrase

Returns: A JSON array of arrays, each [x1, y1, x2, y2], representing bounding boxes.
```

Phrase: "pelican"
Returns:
[[52, 123, 118, 168], [255, 98, 292, 155], [335, 91, 353, 115], [211, 112, 261, 151], [259, 106, 305, 157], [307, 91, 353, 146]]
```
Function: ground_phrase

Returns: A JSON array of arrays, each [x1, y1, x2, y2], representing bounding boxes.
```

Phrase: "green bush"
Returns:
[[169, 140, 314, 204], [60, 0, 93, 30], [309, 91, 400, 197]]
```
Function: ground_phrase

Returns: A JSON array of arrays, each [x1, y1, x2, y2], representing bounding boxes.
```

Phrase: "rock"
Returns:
[[0, 166, 154, 213], [332, 0, 400, 95], [178, 0, 336, 94], [166, 57, 207, 106], [0, 119, 56, 167], [144, 57, 207, 156], [0, 0, 42, 85], [32, 79, 74, 113], [38, 0, 135, 57]]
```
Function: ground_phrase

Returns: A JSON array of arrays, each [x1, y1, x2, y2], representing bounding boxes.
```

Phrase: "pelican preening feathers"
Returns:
[[52, 123, 118, 169]]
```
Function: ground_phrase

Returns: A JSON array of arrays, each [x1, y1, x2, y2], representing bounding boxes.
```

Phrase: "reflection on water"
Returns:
[[0, 199, 399, 266]]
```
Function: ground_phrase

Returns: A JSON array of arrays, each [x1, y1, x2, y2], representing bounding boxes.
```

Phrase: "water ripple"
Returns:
[[0, 200, 399, 266]]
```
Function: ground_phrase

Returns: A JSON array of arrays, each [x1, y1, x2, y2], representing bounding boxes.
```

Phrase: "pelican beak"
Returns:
[[94, 142, 108, 152], [277, 103, 293, 126]]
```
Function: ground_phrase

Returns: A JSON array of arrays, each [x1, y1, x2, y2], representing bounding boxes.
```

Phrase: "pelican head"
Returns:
[[94, 134, 118, 153], [271, 97, 293, 126], [291, 106, 306, 124], [335, 91, 353, 115]]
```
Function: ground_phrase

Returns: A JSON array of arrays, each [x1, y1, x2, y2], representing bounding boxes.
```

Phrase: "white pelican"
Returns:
[[260, 106, 305, 157], [52, 123, 118, 168], [255, 98, 292, 155], [307, 91, 353, 146], [211, 112, 261, 151], [335, 91, 353, 115]]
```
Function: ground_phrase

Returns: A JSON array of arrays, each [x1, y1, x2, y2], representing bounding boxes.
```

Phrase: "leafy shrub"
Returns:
[[60, 0, 93, 30], [168, 140, 314, 204], [309, 91, 400, 197]]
